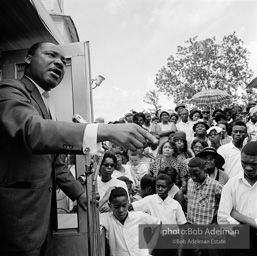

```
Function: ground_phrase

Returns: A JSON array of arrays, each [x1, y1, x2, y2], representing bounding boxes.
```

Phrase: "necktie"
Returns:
[[42, 91, 56, 120]]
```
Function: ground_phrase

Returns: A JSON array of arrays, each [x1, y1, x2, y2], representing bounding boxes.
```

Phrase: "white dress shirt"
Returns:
[[132, 194, 186, 224], [100, 211, 160, 256], [217, 142, 243, 178], [25, 75, 99, 154], [218, 173, 257, 225]]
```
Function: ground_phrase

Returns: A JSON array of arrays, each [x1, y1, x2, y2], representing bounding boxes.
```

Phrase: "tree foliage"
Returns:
[[143, 89, 162, 112], [155, 32, 254, 105]]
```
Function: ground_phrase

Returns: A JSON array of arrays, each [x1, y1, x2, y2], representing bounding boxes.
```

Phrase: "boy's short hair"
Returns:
[[117, 176, 133, 185], [159, 167, 177, 183], [109, 187, 128, 203], [188, 157, 205, 169], [129, 151, 140, 157], [140, 174, 156, 190], [156, 173, 172, 186]]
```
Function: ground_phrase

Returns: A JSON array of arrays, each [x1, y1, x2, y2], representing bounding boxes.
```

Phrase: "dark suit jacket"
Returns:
[[0, 77, 86, 253]]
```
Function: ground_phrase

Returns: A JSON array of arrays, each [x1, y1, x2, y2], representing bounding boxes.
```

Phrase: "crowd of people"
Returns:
[[1, 41, 257, 256], [97, 103, 257, 256]]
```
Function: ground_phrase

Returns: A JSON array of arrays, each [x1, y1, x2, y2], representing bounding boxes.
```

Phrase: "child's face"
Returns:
[[130, 155, 140, 166], [155, 179, 170, 199], [189, 166, 206, 183], [109, 196, 129, 221]]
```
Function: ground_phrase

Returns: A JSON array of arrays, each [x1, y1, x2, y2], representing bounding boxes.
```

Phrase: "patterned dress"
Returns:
[[149, 156, 188, 187]]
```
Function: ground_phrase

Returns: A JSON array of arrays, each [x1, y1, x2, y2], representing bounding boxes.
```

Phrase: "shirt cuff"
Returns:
[[83, 123, 101, 154], [227, 217, 240, 225]]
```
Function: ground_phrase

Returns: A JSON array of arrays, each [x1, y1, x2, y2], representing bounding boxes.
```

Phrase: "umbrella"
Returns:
[[247, 77, 257, 89], [189, 89, 231, 108]]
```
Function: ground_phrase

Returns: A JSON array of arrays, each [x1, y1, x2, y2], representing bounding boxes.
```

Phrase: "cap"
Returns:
[[207, 126, 223, 135]]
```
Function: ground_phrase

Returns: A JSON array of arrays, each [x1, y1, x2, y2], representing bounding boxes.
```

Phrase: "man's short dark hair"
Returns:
[[231, 120, 247, 129], [27, 42, 52, 56], [156, 173, 172, 186], [140, 174, 156, 191], [109, 187, 128, 202]]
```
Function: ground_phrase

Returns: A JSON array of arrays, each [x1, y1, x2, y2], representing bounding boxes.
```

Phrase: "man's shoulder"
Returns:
[[0, 78, 25, 89], [128, 211, 160, 224], [206, 176, 223, 189]]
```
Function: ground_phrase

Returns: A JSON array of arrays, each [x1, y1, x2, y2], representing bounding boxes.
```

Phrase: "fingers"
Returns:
[[135, 125, 159, 145]]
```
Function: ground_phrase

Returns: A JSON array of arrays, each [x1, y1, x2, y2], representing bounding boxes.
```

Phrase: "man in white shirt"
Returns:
[[176, 108, 194, 145], [218, 141, 257, 255], [217, 121, 246, 178], [247, 110, 257, 141]]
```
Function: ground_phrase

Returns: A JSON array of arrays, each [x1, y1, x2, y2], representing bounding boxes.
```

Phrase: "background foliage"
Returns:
[[154, 32, 255, 105]]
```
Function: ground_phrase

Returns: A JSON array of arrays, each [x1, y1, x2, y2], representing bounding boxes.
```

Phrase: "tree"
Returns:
[[155, 32, 254, 105], [143, 89, 162, 112]]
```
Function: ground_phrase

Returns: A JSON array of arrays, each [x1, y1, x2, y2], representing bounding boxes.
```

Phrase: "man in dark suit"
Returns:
[[0, 42, 157, 255]]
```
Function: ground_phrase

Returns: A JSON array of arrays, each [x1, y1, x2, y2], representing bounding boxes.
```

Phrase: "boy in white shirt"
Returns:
[[100, 187, 161, 256], [130, 173, 187, 256]]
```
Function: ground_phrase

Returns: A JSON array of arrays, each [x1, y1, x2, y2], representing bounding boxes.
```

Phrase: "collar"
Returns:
[[193, 175, 210, 189], [238, 173, 257, 187], [24, 75, 48, 96], [111, 211, 130, 225], [156, 194, 171, 205]]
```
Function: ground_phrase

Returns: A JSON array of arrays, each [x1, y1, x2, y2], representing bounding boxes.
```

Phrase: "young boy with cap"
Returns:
[[207, 126, 223, 150]]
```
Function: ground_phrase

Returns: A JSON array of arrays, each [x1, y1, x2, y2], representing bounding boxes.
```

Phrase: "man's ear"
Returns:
[[24, 55, 32, 65]]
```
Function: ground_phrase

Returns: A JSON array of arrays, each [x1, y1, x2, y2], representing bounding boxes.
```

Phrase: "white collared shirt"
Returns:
[[25, 75, 99, 154], [97, 176, 129, 201], [217, 141, 243, 178], [176, 120, 195, 144], [132, 194, 186, 224], [218, 173, 257, 225], [100, 211, 160, 256]]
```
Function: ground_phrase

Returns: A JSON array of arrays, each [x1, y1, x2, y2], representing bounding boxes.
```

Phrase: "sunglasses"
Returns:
[[102, 163, 115, 168], [202, 112, 210, 114]]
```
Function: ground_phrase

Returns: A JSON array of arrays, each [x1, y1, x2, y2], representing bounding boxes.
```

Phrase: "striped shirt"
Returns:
[[187, 175, 223, 225]]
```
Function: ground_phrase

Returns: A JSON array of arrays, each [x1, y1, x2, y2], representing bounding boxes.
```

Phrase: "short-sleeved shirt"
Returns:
[[132, 194, 186, 225], [187, 176, 223, 225], [100, 211, 160, 256], [97, 177, 129, 200]]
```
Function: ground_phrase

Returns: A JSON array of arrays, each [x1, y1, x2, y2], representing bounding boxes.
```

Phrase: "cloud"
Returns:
[[246, 33, 257, 77], [104, 0, 128, 15]]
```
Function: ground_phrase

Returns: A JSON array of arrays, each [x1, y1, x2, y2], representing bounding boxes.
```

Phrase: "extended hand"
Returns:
[[98, 123, 159, 151]]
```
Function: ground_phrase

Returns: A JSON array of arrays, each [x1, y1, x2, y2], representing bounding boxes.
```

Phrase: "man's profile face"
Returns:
[[25, 43, 66, 90], [241, 152, 257, 180], [109, 196, 128, 221]]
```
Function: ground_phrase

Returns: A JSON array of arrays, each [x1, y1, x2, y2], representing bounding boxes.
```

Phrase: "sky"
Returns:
[[64, 0, 257, 122]]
